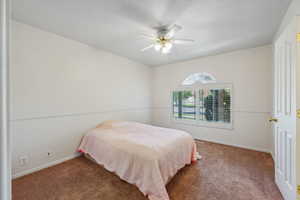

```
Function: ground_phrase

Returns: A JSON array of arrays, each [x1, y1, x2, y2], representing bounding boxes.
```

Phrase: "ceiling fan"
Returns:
[[140, 24, 194, 54]]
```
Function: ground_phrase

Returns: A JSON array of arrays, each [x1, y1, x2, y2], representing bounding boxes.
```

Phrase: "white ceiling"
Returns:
[[12, 0, 291, 66]]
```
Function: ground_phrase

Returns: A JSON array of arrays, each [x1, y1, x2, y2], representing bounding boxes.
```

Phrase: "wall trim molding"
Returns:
[[10, 106, 270, 122], [194, 137, 271, 153], [10, 107, 152, 122], [12, 153, 81, 179], [151, 106, 271, 114]]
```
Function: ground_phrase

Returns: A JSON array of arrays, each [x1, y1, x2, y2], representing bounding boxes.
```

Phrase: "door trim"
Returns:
[[0, 0, 11, 199]]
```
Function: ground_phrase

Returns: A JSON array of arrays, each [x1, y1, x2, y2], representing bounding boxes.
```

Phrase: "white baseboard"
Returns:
[[12, 153, 81, 179], [193, 136, 271, 154], [270, 151, 275, 163]]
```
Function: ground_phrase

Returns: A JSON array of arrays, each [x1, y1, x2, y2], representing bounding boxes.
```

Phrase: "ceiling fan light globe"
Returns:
[[154, 44, 162, 51], [161, 47, 170, 54], [164, 42, 173, 50]]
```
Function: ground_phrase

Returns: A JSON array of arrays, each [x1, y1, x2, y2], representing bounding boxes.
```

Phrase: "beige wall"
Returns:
[[152, 46, 273, 152], [10, 21, 152, 177]]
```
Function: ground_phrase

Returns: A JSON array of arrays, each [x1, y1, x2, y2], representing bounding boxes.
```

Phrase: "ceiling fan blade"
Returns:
[[165, 24, 182, 39], [141, 44, 154, 52], [140, 33, 156, 40], [172, 39, 194, 44]]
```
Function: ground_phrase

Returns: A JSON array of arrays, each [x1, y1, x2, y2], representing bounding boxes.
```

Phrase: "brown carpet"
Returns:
[[12, 141, 283, 200]]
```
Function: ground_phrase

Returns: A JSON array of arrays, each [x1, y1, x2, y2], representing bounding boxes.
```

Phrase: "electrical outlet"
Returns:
[[19, 156, 28, 166], [47, 151, 54, 157]]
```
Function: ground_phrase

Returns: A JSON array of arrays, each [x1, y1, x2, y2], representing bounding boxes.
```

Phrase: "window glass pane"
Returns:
[[182, 73, 216, 85], [223, 89, 231, 123], [199, 89, 204, 121], [202, 88, 231, 123], [173, 91, 196, 120], [173, 91, 179, 118]]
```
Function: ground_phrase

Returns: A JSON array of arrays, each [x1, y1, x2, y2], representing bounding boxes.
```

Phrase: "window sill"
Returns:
[[171, 118, 233, 130]]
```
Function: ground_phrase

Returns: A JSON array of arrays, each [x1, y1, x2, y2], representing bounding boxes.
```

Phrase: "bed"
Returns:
[[78, 121, 198, 200]]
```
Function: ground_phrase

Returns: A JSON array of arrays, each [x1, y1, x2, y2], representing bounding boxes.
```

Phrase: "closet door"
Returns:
[[273, 19, 297, 200]]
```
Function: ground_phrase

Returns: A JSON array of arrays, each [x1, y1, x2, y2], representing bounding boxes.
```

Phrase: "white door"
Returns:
[[273, 19, 297, 200]]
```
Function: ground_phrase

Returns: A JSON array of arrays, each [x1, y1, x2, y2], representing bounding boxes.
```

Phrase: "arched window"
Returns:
[[182, 72, 216, 86], [173, 73, 233, 129]]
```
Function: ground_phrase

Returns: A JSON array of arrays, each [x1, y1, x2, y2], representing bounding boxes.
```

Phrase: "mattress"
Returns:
[[78, 121, 198, 200]]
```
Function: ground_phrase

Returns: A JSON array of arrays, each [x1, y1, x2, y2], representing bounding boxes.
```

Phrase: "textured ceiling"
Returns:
[[12, 0, 291, 66]]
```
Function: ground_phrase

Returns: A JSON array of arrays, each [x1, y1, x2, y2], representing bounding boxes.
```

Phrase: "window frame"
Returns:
[[171, 82, 234, 130]]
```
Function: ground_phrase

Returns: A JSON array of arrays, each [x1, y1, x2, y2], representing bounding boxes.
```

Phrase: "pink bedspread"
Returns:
[[78, 121, 197, 200]]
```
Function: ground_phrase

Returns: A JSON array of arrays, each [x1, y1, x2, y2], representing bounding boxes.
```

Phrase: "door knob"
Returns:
[[297, 109, 300, 119], [269, 118, 278, 122]]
